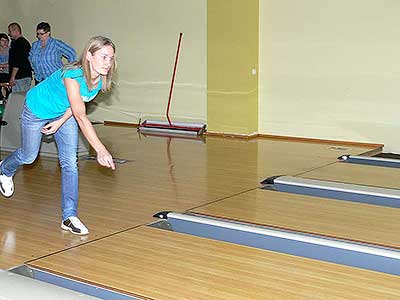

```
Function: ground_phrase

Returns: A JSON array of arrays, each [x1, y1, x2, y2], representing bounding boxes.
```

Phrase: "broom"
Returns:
[[139, 33, 206, 136]]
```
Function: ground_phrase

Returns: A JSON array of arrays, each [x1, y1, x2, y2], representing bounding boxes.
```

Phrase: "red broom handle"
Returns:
[[166, 32, 183, 125]]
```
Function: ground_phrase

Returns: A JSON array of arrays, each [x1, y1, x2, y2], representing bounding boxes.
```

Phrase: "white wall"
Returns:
[[4, 0, 206, 124], [260, 0, 400, 152]]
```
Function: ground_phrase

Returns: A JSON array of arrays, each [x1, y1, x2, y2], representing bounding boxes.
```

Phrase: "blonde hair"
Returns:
[[64, 36, 116, 92]]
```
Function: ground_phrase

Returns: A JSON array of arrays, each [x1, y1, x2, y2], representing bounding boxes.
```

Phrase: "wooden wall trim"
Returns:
[[103, 121, 139, 128], [257, 134, 384, 149]]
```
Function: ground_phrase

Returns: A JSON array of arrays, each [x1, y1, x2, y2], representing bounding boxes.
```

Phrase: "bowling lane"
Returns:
[[192, 189, 400, 249], [300, 162, 400, 190], [28, 226, 400, 300]]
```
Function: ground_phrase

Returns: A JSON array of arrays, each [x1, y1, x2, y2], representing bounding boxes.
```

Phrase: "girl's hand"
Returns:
[[41, 119, 63, 135], [96, 147, 115, 170]]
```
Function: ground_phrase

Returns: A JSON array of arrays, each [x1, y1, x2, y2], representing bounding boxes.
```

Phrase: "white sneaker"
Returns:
[[61, 216, 89, 235], [0, 161, 14, 197]]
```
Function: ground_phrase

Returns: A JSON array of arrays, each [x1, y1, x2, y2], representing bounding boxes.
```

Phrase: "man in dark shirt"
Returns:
[[8, 23, 32, 92]]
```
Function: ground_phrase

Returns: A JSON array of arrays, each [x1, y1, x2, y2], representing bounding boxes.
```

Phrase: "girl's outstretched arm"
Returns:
[[64, 77, 115, 170]]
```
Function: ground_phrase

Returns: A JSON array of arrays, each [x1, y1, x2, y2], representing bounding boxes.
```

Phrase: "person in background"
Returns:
[[0, 36, 116, 235], [29, 22, 76, 85], [0, 33, 10, 100], [7, 23, 32, 92]]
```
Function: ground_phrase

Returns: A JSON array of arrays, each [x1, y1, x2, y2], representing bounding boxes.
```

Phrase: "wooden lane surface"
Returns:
[[192, 189, 400, 249], [0, 125, 379, 269], [28, 225, 400, 300], [97, 126, 378, 182], [299, 162, 400, 189]]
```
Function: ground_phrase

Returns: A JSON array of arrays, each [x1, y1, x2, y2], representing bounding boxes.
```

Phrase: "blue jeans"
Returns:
[[0, 104, 79, 220], [13, 77, 32, 93]]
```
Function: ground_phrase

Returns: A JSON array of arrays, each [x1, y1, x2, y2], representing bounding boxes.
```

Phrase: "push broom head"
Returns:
[[139, 120, 206, 136]]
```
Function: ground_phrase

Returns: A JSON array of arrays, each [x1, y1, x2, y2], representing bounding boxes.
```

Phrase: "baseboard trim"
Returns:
[[258, 134, 384, 149], [104, 121, 139, 128], [205, 131, 259, 139]]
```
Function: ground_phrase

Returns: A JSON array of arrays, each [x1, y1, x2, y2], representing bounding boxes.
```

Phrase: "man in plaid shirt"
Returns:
[[29, 22, 76, 85]]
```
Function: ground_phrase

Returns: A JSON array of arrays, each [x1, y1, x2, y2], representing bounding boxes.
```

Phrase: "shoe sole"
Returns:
[[0, 162, 14, 198], [0, 192, 13, 197], [61, 223, 89, 235], [0, 183, 13, 197]]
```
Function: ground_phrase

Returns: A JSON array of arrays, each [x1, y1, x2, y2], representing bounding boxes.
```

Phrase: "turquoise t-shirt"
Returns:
[[26, 67, 102, 119]]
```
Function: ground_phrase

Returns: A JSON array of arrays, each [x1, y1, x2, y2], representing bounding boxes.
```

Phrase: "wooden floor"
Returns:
[[301, 162, 400, 189], [1, 125, 399, 299], [193, 189, 400, 249], [29, 226, 400, 300]]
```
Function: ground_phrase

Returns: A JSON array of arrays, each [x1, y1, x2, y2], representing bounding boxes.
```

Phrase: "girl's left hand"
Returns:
[[41, 120, 63, 135]]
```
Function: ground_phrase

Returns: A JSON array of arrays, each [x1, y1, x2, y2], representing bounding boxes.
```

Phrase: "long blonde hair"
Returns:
[[64, 36, 116, 92]]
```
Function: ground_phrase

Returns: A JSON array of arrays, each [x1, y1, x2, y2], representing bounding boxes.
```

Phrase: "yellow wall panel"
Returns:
[[207, 0, 259, 135]]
